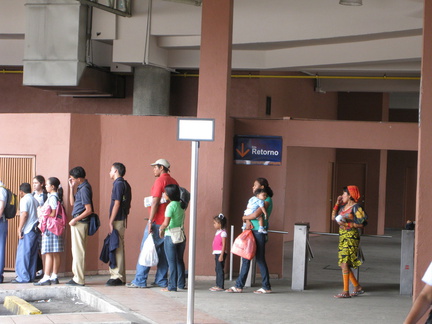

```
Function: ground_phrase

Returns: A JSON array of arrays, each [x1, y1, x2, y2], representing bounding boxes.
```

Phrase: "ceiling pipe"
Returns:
[[174, 73, 420, 81]]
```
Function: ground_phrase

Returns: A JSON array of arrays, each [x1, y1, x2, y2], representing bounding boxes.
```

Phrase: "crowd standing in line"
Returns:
[[67, 166, 93, 286], [159, 184, 187, 292], [13, 183, 39, 283], [226, 177, 273, 294], [105, 162, 130, 286], [34, 177, 64, 286], [127, 159, 178, 289], [331, 185, 367, 298], [209, 213, 227, 292], [0, 180, 9, 283], [32, 175, 48, 279]]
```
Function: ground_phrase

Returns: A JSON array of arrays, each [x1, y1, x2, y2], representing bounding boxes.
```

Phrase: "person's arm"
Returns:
[[109, 200, 121, 234], [68, 178, 75, 207], [148, 196, 161, 233], [219, 234, 227, 262], [331, 195, 343, 221], [0, 200, 5, 218], [159, 216, 170, 238], [17, 211, 28, 240], [69, 204, 92, 226], [243, 201, 268, 221], [404, 284, 432, 324]]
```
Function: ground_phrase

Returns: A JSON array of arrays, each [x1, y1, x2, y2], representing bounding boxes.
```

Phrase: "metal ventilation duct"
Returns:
[[23, 0, 123, 98]]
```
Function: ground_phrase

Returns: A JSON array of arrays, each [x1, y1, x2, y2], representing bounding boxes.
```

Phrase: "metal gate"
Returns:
[[0, 155, 35, 270]]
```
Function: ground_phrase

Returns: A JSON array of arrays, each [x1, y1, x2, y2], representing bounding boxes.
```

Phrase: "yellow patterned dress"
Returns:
[[337, 204, 367, 268]]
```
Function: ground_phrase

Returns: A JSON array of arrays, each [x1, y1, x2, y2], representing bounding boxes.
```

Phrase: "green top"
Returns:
[[164, 201, 185, 236], [250, 196, 272, 231]]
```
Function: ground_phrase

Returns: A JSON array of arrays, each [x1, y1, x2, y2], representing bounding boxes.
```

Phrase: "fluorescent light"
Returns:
[[339, 0, 362, 5], [161, 0, 202, 6]]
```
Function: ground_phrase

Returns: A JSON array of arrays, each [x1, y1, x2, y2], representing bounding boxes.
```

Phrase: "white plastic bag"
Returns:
[[138, 234, 159, 267]]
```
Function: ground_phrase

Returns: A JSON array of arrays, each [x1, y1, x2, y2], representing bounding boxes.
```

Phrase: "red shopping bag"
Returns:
[[231, 229, 256, 260]]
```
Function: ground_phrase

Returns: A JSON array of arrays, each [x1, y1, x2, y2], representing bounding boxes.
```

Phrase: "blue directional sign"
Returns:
[[234, 135, 282, 165]]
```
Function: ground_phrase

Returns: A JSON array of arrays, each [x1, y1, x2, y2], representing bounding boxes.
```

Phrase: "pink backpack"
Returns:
[[44, 197, 67, 236]]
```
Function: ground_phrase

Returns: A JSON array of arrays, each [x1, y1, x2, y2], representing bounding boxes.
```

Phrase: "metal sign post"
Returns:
[[177, 118, 214, 324]]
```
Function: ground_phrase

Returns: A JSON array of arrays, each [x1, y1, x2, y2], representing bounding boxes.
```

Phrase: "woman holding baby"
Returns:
[[331, 185, 368, 299]]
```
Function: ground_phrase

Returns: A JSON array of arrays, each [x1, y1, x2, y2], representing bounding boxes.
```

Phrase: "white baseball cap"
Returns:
[[150, 159, 170, 169]]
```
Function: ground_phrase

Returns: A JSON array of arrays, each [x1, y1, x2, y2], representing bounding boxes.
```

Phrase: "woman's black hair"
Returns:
[[33, 175, 47, 193], [213, 213, 227, 229], [164, 184, 186, 209], [48, 177, 63, 202], [255, 177, 273, 197], [342, 187, 355, 201]]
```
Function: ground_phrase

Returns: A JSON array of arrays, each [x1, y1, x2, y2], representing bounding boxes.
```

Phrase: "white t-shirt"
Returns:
[[20, 193, 39, 234], [0, 181, 7, 218], [422, 262, 432, 286]]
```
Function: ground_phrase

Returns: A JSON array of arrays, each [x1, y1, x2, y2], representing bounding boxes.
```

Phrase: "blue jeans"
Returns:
[[235, 231, 271, 290], [131, 223, 168, 287], [164, 235, 186, 291], [0, 218, 8, 282], [214, 253, 226, 289], [15, 230, 39, 282]]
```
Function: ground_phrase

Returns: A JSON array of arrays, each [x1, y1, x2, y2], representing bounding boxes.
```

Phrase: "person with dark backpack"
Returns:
[[105, 162, 131, 286]]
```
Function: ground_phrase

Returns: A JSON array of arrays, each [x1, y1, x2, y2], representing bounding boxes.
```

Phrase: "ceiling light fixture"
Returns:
[[161, 0, 202, 6], [339, 0, 362, 6]]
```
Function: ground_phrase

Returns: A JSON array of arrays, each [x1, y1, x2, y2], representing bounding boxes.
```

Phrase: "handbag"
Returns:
[[138, 234, 159, 267], [169, 226, 185, 244], [231, 229, 256, 260], [88, 213, 100, 236]]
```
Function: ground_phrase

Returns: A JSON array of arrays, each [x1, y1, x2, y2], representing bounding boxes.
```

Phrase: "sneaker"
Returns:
[[106, 278, 124, 286], [35, 270, 43, 280], [66, 279, 84, 286], [258, 227, 267, 234], [50, 278, 59, 285], [241, 223, 246, 230], [34, 279, 51, 286], [126, 282, 148, 288]]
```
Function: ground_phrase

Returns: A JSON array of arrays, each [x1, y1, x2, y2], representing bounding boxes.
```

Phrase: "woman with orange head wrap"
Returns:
[[331, 185, 368, 298]]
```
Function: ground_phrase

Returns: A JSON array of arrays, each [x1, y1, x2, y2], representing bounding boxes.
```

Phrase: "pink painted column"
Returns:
[[195, 0, 233, 275], [414, 0, 432, 298]]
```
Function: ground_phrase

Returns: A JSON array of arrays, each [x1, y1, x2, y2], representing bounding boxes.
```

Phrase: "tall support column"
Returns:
[[414, 0, 432, 298], [377, 150, 387, 235], [132, 65, 170, 116], [195, 0, 233, 275]]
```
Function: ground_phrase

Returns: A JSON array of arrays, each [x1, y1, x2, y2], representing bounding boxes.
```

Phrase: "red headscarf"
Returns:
[[347, 185, 361, 203]]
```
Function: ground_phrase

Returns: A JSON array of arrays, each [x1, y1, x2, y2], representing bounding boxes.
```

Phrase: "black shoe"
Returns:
[[34, 280, 51, 286], [106, 278, 124, 286], [50, 278, 59, 285], [66, 279, 84, 286]]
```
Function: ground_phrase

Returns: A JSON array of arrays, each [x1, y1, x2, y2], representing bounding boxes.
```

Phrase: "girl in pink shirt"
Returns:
[[209, 213, 227, 291]]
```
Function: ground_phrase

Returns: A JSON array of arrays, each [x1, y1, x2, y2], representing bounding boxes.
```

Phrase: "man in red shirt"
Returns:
[[127, 159, 178, 288]]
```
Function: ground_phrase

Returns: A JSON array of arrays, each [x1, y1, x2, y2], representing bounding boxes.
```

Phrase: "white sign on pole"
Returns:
[[177, 118, 214, 324]]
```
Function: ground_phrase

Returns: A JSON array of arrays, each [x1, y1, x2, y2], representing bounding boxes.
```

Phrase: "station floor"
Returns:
[[0, 229, 414, 323]]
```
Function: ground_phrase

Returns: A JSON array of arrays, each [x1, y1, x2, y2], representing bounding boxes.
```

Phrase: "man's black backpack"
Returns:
[[179, 187, 190, 210], [121, 180, 132, 219], [1, 186, 18, 219]]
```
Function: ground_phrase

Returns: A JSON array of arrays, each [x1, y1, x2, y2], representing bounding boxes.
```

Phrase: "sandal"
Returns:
[[334, 292, 351, 298], [254, 288, 272, 294], [209, 286, 224, 292], [225, 286, 242, 293], [350, 287, 365, 297]]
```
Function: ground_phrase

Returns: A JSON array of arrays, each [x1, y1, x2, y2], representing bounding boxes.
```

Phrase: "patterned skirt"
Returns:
[[338, 229, 362, 269], [41, 229, 64, 254]]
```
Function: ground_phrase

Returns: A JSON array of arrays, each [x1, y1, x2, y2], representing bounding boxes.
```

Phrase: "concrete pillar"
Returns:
[[132, 65, 170, 116], [414, 0, 432, 298], [195, 0, 233, 276], [377, 150, 387, 235]]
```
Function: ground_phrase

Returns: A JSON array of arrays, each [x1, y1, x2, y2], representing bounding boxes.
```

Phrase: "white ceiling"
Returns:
[[0, 0, 425, 84]]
